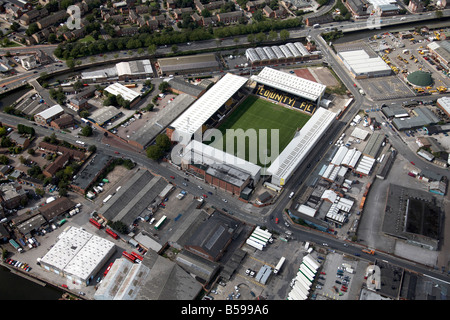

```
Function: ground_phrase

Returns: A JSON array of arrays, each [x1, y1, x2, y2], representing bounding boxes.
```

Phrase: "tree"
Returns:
[[156, 134, 171, 151], [171, 44, 178, 53], [10, 22, 20, 32], [159, 81, 170, 93], [147, 44, 157, 55], [88, 145, 97, 152], [81, 125, 93, 137], [280, 29, 290, 41], [66, 58, 75, 69], [146, 145, 163, 160]]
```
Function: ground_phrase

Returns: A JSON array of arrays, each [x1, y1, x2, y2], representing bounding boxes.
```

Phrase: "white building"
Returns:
[[267, 107, 336, 186], [21, 55, 37, 70], [337, 50, 392, 79], [39, 227, 116, 286]]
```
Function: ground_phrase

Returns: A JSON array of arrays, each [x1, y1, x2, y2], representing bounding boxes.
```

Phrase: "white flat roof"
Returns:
[[105, 82, 141, 102], [437, 97, 450, 114], [35, 104, 64, 119], [267, 107, 335, 185], [40, 227, 115, 281], [251, 67, 326, 102], [339, 50, 391, 75], [170, 73, 248, 136]]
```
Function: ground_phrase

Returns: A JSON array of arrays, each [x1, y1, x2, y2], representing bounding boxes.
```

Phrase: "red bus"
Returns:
[[89, 218, 102, 229], [130, 251, 143, 261], [122, 251, 136, 262], [105, 228, 119, 239], [103, 262, 113, 277]]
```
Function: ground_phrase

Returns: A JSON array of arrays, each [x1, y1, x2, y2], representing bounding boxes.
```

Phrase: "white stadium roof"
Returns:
[[170, 73, 248, 137], [267, 107, 335, 186], [251, 67, 326, 102]]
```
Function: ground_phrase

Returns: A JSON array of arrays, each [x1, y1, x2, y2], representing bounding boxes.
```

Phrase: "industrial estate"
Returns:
[[0, 0, 449, 305]]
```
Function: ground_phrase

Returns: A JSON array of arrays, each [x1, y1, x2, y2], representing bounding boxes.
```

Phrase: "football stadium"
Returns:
[[167, 67, 335, 191]]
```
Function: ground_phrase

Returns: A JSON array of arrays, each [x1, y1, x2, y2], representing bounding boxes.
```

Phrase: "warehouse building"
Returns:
[[183, 211, 242, 262], [337, 49, 392, 79], [362, 132, 385, 159], [87, 105, 123, 128], [81, 59, 154, 82], [391, 107, 439, 131], [436, 96, 450, 118], [245, 42, 315, 66], [70, 153, 114, 194], [267, 107, 336, 186], [94, 250, 203, 300], [104, 83, 141, 108], [39, 226, 116, 286], [155, 53, 220, 76], [427, 41, 450, 68], [97, 169, 169, 227], [382, 184, 443, 251], [34, 104, 64, 126], [166, 78, 209, 98]]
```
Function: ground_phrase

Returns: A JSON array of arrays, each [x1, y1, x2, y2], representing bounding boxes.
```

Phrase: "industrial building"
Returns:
[[245, 42, 316, 66], [97, 169, 169, 228], [382, 184, 443, 251], [34, 104, 64, 126], [70, 153, 114, 194], [94, 250, 203, 300], [267, 107, 336, 186], [87, 105, 123, 128], [391, 107, 439, 131], [81, 59, 154, 82], [362, 132, 385, 159], [39, 226, 116, 286], [155, 53, 220, 76], [436, 96, 450, 118], [337, 49, 392, 79], [104, 83, 141, 107], [427, 41, 450, 69]]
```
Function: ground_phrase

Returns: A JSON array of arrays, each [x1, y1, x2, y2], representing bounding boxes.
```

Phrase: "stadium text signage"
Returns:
[[255, 85, 317, 115]]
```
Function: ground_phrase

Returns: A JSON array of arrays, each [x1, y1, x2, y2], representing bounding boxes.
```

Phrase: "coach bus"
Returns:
[[154, 215, 167, 230], [105, 228, 119, 239], [89, 218, 102, 229], [130, 251, 143, 261], [122, 251, 136, 262]]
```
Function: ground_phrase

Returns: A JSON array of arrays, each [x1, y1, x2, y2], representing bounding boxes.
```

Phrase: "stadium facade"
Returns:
[[167, 67, 333, 190], [250, 66, 326, 113]]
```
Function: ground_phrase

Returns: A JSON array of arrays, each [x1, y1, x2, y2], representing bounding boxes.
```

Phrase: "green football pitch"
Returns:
[[207, 95, 311, 166]]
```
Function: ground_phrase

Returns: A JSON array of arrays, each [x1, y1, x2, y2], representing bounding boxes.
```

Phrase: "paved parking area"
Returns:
[[359, 76, 415, 100]]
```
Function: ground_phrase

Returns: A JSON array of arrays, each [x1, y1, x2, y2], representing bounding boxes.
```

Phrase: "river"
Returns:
[[0, 265, 61, 300]]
